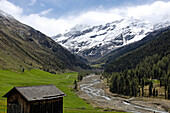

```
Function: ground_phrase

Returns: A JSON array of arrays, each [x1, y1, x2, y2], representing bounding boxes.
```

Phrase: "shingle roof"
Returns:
[[3, 84, 66, 101]]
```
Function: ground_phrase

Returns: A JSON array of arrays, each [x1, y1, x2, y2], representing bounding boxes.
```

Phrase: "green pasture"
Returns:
[[0, 69, 120, 113]]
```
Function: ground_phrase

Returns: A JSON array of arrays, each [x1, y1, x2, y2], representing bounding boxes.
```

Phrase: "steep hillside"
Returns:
[[104, 27, 170, 73], [0, 10, 89, 71], [95, 26, 170, 67]]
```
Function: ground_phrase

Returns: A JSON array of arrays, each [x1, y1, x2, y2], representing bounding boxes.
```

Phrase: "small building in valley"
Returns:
[[3, 84, 66, 113]]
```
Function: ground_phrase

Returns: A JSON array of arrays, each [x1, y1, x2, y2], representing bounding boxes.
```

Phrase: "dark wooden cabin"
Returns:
[[3, 84, 66, 113]]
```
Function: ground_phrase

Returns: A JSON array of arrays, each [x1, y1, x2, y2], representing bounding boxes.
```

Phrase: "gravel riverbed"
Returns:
[[77, 74, 170, 113]]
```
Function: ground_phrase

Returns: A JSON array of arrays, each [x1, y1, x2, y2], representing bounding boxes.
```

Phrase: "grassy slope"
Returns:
[[0, 15, 90, 71], [0, 69, 119, 113]]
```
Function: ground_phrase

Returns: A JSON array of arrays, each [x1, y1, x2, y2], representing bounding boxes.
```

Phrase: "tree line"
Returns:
[[103, 54, 170, 98], [103, 30, 170, 99]]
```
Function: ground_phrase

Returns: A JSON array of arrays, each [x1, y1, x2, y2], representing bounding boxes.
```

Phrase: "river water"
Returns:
[[79, 74, 168, 113]]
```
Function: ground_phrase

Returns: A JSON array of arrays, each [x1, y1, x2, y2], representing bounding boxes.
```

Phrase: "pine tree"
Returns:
[[125, 75, 131, 95], [78, 75, 80, 81], [149, 81, 153, 97], [74, 80, 77, 90], [139, 87, 141, 96], [142, 78, 145, 97], [160, 78, 162, 87], [153, 88, 155, 97], [168, 77, 170, 100], [120, 76, 124, 94], [164, 76, 168, 99], [74, 80, 77, 84], [156, 89, 158, 97], [130, 82, 133, 96], [22, 68, 25, 72], [78, 74, 83, 81], [117, 76, 121, 93], [110, 73, 118, 93], [133, 77, 139, 97]]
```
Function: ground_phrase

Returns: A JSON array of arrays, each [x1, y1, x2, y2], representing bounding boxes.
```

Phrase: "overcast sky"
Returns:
[[0, 0, 170, 36]]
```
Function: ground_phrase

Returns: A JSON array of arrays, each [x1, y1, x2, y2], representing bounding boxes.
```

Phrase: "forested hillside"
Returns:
[[105, 29, 170, 73], [103, 29, 170, 98]]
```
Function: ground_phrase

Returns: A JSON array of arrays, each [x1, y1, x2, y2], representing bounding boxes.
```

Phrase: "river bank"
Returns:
[[77, 74, 170, 113]]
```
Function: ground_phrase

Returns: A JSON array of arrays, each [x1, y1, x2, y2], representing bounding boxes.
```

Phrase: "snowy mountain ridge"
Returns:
[[52, 17, 170, 61]]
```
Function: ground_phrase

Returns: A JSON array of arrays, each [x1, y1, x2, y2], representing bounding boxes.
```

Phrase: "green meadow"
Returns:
[[0, 69, 120, 113]]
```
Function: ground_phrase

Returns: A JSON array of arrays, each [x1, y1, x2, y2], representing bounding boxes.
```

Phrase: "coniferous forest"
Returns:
[[104, 29, 170, 99]]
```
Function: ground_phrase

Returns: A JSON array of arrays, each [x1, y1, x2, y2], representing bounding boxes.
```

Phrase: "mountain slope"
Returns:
[[94, 26, 170, 67], [104, 27, 170, 73], [53, 18, 170, 62], [0, 10, 89, 71]]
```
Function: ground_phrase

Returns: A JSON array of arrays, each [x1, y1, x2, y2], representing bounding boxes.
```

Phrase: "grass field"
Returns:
[[0, 69, 120, 113]]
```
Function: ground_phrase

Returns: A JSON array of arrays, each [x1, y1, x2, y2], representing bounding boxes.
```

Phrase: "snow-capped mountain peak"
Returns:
[[153, 21, 170, 30], [52, 17, 170, 61], [70, 24, 91, 33]]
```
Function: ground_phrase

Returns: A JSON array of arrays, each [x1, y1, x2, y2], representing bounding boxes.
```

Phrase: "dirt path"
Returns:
[[66, 75, 70, 79], [77, 74, 170, 113]]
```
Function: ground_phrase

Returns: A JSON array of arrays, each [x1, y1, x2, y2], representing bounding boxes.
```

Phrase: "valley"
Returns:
[[77, 74, 170, 113], [0, 1, 170, 112]]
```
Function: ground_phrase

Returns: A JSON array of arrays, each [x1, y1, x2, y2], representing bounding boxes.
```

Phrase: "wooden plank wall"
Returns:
[[30, 98, 63, 113], [7, 90, 64, 113]]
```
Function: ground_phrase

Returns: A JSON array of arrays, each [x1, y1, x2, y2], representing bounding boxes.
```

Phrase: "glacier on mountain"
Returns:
[[52, 17, 170, 60]]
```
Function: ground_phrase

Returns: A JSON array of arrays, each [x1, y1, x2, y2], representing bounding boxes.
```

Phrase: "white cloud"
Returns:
[[0, 0, 23, 18], [0, 0, 170, 36], [40, 8, 53, 15], [29, 0, 36, 6], [19, 14, 71, 36], [125, 1, 170, 23]]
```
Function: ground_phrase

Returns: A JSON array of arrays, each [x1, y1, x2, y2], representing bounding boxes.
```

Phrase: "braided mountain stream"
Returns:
[[77, 74, 169, 113]]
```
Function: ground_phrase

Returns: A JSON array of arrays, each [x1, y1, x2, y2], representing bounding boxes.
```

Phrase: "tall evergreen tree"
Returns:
[[149, 81, 153, 97], [110, 73, 118, 93], [142, 78, 145, 97], [153, 88, 155, 97], [164, 75, 168, 99], [168, 77, 170, 100], [74, 80, 77, 90], [156, 89, 158, 97]]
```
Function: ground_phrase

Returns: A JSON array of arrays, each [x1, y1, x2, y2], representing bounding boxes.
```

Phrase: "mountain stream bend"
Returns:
[[77, 74, 169, 113]]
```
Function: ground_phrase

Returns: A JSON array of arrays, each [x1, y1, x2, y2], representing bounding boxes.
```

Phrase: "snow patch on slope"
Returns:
[[52, 17, 170, 59]]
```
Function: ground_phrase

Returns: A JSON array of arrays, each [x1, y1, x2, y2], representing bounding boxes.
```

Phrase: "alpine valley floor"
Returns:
[[77, 74, 170, 113]]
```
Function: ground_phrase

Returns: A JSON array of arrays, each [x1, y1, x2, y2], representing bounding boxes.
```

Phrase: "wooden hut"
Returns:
[[3, 84, 66, 113]]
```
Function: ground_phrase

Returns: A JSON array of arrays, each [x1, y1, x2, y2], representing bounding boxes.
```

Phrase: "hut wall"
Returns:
[[7, 91, 29, 113], [30, 97, 63, 113]]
